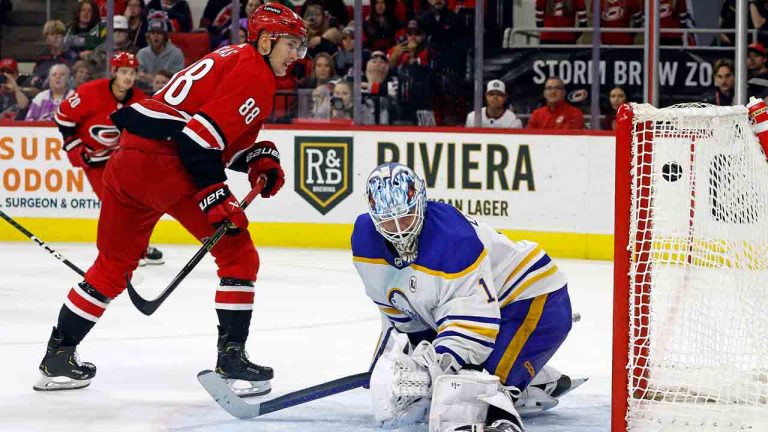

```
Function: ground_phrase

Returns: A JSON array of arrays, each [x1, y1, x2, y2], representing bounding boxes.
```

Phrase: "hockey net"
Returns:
[[613, 103, 768, 431]]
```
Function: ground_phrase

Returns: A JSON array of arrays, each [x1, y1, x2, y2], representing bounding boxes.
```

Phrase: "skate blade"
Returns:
[[33, 374, 91, 391], [223, 378, 271, 398]]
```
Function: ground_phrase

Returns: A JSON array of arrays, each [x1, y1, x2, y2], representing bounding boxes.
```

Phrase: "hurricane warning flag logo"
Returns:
[[294, 136, 353, 215]]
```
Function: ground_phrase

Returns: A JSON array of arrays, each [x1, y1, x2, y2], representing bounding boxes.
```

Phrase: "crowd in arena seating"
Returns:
[[1, 1, 768, 129]]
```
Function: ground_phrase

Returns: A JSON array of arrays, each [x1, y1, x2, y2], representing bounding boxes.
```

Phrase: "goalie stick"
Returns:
[[197, 369, 372, 419], [126, 177, 265, 316]]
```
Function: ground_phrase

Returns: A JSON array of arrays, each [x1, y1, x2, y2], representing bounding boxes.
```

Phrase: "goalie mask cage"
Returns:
[[612, 103, 768, 431]]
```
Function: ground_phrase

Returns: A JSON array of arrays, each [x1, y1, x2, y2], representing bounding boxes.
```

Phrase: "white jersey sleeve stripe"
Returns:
[[499, 264, 560, 307], [437, 321, 499, 341]]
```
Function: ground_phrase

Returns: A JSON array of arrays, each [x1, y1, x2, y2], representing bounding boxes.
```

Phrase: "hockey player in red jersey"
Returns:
[[34, 4, 306, 393], [53, 52, 165, 266]]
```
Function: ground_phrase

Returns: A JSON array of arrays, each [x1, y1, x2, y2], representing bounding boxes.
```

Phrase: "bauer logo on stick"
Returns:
[[294, 136, 353, 215]]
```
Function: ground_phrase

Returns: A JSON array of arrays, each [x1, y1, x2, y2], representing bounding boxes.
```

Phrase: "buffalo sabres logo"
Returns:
[[388, 288, 424, 324], [89, 125, 121, 148]]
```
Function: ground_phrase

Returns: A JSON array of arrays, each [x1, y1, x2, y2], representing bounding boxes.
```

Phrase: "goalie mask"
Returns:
[[366, 163, 427, 263]]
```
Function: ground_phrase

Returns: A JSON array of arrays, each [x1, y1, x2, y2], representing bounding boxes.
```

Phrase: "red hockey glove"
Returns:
[[63, 137, 88, 169], [195, 183, 248, 235], [246, 141, 285, 198]]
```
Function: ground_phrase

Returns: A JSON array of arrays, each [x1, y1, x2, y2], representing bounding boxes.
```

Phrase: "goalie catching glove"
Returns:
[[196, 183, 247, 235]]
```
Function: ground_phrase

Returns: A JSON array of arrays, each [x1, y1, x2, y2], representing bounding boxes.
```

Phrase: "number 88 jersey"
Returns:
[[116, 43, 276, 189]]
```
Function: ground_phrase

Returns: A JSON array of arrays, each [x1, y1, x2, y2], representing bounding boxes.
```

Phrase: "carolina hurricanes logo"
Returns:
[[602, 1, 626, 22], [89, 125, 121, 148]]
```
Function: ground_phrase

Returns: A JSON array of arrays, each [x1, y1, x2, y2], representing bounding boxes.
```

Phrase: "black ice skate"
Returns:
[[33, 327, 96, 391], [138, 246, 164, 266], [216, 342, 273, 397]]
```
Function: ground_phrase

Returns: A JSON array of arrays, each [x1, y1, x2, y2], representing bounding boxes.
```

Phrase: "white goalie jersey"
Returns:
[[351, 201, 567, 368]]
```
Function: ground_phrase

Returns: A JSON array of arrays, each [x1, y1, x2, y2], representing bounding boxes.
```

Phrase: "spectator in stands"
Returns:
[[146, 0, 192, 33], [25, 64, 73, 121], [751, 0, 768, 47], [0, 58, 30, 120], [218, 26, 248, 47], [64, 0, 103, 61], [600, 0, 642, 45], [125, 0, 149, 50], [720, 0, 753, 46], [137, 18, 185, 86], [705, 59, 734, 106], [602, 86, 626, 130], [389, 20, 431, 124], [240, 0, 262, 27], [311, 84, 331, 120], [304, 4, 342, 57], [364, 0, 402, 52], [95, 0, 128, 17], [331, 80, 354, 120], [303, 0, 349, 27], [748, 43, 768, 99], [151, 69, 172, 94], [362, 50, 394, 94], [527, 77, 584, 129], [419, 0, 467, 125], [30, 20, 79, 89], [70, 60, 93, 89], [88, 15, 137, 78], [331, 80, 377, 124], [335, 25, 362, 77], [659, 0, 692, 46], [389, 20, 428, 67], [535, 0, 588, 44], [465, 80, 523, 129], [300, 52, 338, 89]]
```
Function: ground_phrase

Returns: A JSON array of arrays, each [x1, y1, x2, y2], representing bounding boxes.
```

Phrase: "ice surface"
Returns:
[[0, 244, 611, 431]]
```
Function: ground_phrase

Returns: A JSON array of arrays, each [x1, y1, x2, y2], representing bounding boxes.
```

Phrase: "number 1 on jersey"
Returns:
[[479, 277, 495, 303]]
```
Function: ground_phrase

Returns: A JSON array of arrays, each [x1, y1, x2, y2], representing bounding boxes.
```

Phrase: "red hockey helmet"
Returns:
[[111, 51, 139, 70], [247, 3, 307, 58]]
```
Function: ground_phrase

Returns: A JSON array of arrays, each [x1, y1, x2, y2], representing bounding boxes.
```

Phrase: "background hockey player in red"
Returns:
[[35, 4, 306, 394], [53, 52, 165, 266]]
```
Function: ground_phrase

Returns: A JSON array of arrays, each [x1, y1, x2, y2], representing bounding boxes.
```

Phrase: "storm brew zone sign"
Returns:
[[295, 137, 353, 215]]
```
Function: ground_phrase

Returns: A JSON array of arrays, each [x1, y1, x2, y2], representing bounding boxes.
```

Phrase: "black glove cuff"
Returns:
[[198, 185, 232, 213]]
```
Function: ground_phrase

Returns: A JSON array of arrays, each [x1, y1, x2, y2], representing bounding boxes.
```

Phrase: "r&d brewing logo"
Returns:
[[295, 136, 353, 214]]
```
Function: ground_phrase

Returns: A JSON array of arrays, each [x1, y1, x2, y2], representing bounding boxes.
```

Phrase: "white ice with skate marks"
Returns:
[[0, 244, 611, 431]]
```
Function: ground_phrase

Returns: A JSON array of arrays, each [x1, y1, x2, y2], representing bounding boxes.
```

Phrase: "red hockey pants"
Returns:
[[83, 132, 259, 299]]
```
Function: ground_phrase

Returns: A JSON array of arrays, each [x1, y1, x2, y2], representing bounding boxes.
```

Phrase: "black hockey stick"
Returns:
[[126, 177, 266, 316], [0, 209, 86, 277], [197, 370, 372, 419]]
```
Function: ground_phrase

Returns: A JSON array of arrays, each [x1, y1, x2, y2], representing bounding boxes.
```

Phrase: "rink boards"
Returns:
[[0, 123, 615, 259]]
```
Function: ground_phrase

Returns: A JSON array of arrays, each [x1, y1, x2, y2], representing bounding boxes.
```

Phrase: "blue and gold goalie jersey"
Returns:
[[352, 201, 567, 368]]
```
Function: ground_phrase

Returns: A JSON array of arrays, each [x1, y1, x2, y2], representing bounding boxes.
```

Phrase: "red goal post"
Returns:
[[612, 102, 768, 432]]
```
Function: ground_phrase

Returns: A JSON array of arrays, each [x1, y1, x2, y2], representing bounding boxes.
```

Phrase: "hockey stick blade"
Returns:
[[126, 177, 266, 316], [197, 370, 372, 420]]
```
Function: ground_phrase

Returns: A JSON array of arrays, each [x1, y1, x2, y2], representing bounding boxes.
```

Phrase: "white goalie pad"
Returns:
[[370, 334, 432, 425], [429, 370, 522, 432]]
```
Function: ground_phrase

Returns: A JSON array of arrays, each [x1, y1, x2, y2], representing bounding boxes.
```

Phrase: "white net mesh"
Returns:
[[625, 103, 768, 431]]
